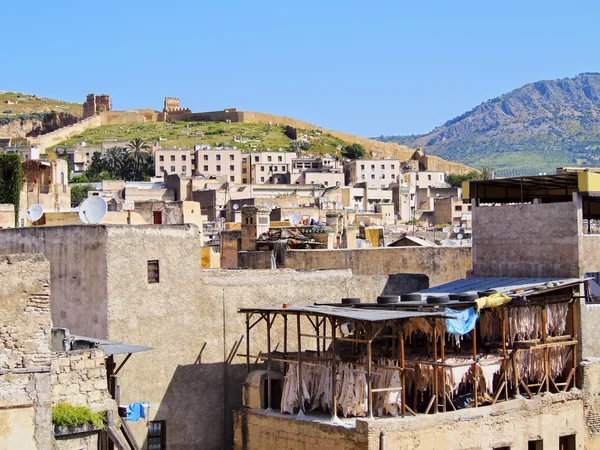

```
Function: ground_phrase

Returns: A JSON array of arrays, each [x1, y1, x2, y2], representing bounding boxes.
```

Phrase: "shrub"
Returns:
[[52, 402, 106, 429]]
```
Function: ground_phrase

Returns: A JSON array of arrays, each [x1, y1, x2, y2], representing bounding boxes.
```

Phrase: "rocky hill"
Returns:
[[376, 73, 600, 176]]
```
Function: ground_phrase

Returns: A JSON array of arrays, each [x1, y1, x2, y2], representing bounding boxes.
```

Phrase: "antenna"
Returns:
[[78, 197, 108, 225], [27, 204, 44, 223]]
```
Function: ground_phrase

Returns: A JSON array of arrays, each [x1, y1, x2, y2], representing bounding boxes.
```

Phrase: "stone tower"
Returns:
[[241, 206, 270, 251], [83, 93, 111, 119], [163, 97, 181, 112]]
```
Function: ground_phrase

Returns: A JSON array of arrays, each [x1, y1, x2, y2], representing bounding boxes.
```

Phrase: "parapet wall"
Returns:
[[239, 246, 472, 287], [29, 115, 103, 150]]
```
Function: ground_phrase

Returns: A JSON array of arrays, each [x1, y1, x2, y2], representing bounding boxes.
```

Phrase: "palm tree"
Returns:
[[102, 147, 125, 177], [127, 138, 151, 173]]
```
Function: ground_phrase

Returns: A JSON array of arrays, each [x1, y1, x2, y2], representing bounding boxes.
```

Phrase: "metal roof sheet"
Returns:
[[70, 335, 154, 356], [420, 277, 584, 296], [238, 304, 452, 322]]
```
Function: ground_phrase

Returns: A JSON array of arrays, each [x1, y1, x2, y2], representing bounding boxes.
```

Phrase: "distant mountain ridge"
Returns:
[[376, 73, 600, 176]]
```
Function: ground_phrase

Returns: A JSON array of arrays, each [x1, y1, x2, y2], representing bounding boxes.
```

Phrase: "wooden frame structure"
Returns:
[[238, 280, 585, 419]]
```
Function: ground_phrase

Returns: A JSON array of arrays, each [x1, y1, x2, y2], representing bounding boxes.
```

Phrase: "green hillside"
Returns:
[[376, 73, 600, 177], [54, 121, 350, 156], [0, 91, 82, 117]]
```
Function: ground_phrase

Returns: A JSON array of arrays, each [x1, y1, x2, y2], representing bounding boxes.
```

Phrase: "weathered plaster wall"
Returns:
[[240, 247, 472, 287], [0, 253, 52, 450], [234, 393, 585, 450], [0, 226, 109, 339], [101, 225, 426, 450], [581, 359, 600, 449], [472, 200, 580, 278], [0, 204, 15, 229], [578, 234, 600, 275]]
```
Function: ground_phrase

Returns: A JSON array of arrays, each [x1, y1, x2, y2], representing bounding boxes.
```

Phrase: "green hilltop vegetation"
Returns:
[[376, 73, 600, 177], [0, 91, 82, 117], [54, 121, 351, 156]]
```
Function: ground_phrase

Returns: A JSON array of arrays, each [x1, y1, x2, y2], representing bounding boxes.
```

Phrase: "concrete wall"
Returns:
[[235, 392, 585, 450], [0, 253, 53, 450], [0, 203, 15, 228], [472, 200, 581, 278], [0, 226, 109, 339], [240, 247, 472, 287]]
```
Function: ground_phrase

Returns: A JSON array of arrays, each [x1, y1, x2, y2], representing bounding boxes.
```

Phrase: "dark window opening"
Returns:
[[148, 260, 159, 284], [559, 435, 576, 450], [528, 440, 543, 450], [148, 420, 166, 450], [494, 447, 511, 450]]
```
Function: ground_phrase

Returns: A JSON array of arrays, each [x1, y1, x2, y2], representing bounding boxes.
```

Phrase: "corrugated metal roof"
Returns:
[[70, 335, 154, 356], [238, 305, 452, 322], [420, 277, 584, 296]]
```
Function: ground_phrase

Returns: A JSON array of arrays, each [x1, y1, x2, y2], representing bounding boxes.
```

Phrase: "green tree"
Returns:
[[446, 171, 482, 187], [101, 147, 125, 177], [0, 153, 22, 226], [341, 143, 366, 160], [70, 184, 94, 207], [290, 139, 311, 152]]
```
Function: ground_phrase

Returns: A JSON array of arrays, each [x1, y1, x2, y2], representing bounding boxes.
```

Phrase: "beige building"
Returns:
[[290, 157, 344, 186], [399, 170, 446, 189], [344, 158, 400, 188], [195, 147, 242, 183], [155, 148, 194, 178], [243, 151, 297, 184], [432, 196, 472, 227]]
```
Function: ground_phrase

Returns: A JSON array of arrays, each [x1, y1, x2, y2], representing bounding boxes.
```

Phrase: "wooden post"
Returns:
[[246, 313, 251, 374], [572, 296, 579, 387], [331, 318, 338, 420], [297, 314, 304, 413], [283, 314, 288, 374], [473, 323, 478, 407], [266, 313, 272, 409], [440, 319, 446, 413], [433, 320, 438, 413], [502, 308, 508, 401], [400, 329, 406, 418], [367, 325, 374, 419], [541, 304, 549, 392]]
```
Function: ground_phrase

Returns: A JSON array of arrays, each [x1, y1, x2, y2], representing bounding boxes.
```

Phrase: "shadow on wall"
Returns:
[[149, 361, 262, 450]]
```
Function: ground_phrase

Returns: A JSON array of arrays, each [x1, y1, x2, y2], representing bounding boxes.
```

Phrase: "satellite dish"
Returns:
[[442, 227, 450, 233], [457, 233, 464, 240], [232, 204, 239, 210], [78, 197, 107, 225], [288, 213, 301, 226], [27, 204, 44, 223], [461, 223, 466, 228], [360, 221, 366, 227], [453, 227, 461, 234]]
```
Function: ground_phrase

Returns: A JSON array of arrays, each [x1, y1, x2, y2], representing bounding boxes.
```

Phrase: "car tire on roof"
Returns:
[[341, 297, 361, 305], [400, 293, 422, 302], [478, 289, 498, 298], [377, 295, 399, 304], [426, 295, 450, 304]]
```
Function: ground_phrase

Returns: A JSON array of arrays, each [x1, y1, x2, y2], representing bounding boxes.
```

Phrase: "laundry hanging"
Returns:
[[445, 307, 479, 335]]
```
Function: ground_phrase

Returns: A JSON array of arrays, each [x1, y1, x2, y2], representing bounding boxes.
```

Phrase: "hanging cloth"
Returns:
[[446, 307, 479, 335]]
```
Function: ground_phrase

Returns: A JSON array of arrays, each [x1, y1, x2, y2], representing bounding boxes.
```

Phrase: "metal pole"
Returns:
[[379, 431, 386, 450]]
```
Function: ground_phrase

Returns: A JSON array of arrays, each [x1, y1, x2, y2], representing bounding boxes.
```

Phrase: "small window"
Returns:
[[381, 164, 385, 169], [160, 166, 164, 172], [159, 155, 164, 161], [391, 164, 395, 169], [468, 205, 472, 211], [216, 165, 221, 171], [371, 165, 375, 170], [528, 440, 543, 450], [230, 176, 235, 182], [182, 155, 186, 161], [382, 174, 386, 179], [260, 177, 264, 182], [242, 168, 247, 174], [243, 178, 247, 183], [203, 165, 208, 171], [371, 174, 375, 179], [242, 157, 247, 163], [455, 205, 462, 211], [559, 435, 575, 450], [230, 165, 235, 171], [267, 156, 272, 162], [148, 261, 159, 284], [391, 174, 396, 179], [260, 166, 265, 172], [230, 154, 235, 160], [170, 155, 175, 161], [278, 156, 282, 162], [170, 166, 175, 172], [254, 156, 259, 162], [493, 447, 511, 450], [360, 165, 365, 170], [428, 174, 432, 181], [203, 155, 208, 160], [216, 155, 221, 161], [148, 420, 166, 450], [182, 166, 187, 174]]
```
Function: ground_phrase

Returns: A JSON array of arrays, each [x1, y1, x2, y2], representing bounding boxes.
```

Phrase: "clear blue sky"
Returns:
[[4, 0, 599, 137]]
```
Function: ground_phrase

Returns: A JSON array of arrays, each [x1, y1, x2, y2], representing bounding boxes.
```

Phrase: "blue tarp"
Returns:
[[124, 403, 147, 422], [445, 307, 479, 335]]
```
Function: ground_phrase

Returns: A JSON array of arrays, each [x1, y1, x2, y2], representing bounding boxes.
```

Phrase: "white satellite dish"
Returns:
[[232, 204, 240, 210], [461, 223, 466, 228], [78, 197, 107, 225], [27, 204, 44, 223], [288, 213, 302, 226], [453, 227, 462, 234], [457, 233, 464, 240], [360, 221, 366, 227], [442, 227, 450, 233]]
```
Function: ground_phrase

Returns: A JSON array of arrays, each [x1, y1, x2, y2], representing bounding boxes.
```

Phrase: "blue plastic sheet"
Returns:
[[445, 307, 479, 335], [125, 403, 146, 422]]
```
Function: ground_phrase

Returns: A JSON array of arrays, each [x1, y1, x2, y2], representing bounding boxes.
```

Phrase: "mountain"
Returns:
[[376, 73, 600, 177]]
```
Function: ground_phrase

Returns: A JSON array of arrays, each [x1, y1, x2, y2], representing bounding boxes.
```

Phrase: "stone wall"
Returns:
[[0, 253, 53, 450], [235, 392, 585, 450], [0, 203, 15, 229], [472, 199, 581, 278], [28, 115, 102, 150], [51, 348, 115, 414], [239, 246, 472, 287], [581, 359, 600, 448]]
